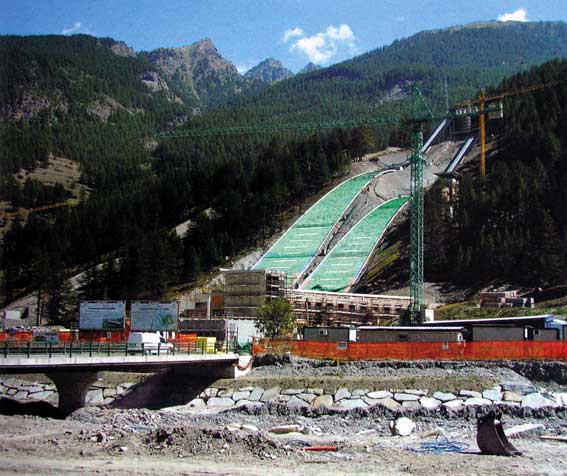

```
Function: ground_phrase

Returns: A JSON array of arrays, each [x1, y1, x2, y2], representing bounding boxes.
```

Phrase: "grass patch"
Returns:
[[435, 300, 567, 321]]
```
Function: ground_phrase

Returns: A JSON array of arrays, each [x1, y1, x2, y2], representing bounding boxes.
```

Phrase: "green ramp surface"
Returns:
[[253, 171, 380, 277], [303, 196, 409, 292]]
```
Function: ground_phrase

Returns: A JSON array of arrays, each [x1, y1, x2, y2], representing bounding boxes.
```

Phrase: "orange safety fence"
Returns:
[[78, 330, 129, 342], [176, 333, 198, 343], [254, 339, 567, 361], [0, 331, 34, 342]]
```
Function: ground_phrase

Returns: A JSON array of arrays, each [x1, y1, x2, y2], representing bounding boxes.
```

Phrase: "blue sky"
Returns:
[[2, 0, 566, 73]]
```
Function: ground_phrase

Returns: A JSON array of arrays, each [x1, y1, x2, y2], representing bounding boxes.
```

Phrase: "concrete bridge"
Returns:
[[0, 352, 248, 415]]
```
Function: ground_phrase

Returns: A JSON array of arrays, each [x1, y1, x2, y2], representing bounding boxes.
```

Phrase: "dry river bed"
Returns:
[[1, 403, 566, 476], [3, 358, 567, 475]]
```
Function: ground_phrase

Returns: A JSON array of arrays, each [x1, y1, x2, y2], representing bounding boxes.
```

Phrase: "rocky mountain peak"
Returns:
[[244, 58, 293, 84], [109, 41, 135, 58], [299, 62, 321, 74]]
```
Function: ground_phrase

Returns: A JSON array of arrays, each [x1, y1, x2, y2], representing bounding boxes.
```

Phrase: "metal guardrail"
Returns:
[[0, 340, 236, 358]]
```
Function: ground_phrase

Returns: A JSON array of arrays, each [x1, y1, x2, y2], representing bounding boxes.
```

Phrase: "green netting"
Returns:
[[253, 172, 379, 276], [303, 196, 409, 292]]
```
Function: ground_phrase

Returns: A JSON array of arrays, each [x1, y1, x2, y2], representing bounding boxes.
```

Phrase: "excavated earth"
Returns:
[[1, 358, 567, 475]]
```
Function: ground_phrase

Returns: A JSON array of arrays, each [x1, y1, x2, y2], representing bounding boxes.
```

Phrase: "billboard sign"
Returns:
[[79, 301, 126, 330], [130, 301, 178, 331]]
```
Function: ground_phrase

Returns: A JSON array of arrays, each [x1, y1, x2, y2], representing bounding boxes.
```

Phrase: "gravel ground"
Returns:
[[1, 403, 566, 476], [2, 357, 567, 475]]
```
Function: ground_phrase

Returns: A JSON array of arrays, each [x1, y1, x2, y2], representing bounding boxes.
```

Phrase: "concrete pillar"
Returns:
[[46, 370, 99, 416]]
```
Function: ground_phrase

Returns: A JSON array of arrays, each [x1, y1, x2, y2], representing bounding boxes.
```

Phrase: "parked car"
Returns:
[[127, 332, 173, 355]]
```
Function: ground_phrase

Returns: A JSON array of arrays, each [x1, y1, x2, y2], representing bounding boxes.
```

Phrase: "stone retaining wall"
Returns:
[[187, 383, 567, 412], [2, 377, 566, 413], [0, 378, 135, 405]]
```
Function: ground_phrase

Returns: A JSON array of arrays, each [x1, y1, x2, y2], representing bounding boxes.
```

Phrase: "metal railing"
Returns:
[[0, 340, 237, 358]]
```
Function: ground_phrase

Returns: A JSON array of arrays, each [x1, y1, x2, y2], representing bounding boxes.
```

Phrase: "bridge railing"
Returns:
[[0, 340, 237, 358]]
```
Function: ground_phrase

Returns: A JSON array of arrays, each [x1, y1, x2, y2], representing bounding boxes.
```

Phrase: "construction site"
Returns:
[[2, 20, 567, 474]]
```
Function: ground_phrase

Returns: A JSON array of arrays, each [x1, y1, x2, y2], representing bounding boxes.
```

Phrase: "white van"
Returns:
[[127, 332, 173, 355]]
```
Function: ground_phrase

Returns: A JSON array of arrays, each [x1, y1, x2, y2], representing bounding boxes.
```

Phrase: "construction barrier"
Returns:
[[254, 339, 567, 361], [176, 333, 198, 343], [78, 330, 129, 343]]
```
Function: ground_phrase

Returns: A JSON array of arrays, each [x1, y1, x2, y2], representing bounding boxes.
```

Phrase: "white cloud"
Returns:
[[281, 27, 304, 43], [498, 8, 528, 22], [236, 62, 256, 74], [287, 24, 357, 65], [62, 21, 92, 35]]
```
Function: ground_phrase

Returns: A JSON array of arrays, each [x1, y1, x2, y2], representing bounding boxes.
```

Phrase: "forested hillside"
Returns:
[[0, 34, 187, 187], [190, 21, 567, 128], [2, 127, 361, 322], [424, 59, 567, 287], [2, 23, 567, 321]]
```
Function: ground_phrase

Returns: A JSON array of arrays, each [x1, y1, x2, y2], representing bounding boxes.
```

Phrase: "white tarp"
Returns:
[[130, 301, 178, 331], [79, 301, 126, 330]]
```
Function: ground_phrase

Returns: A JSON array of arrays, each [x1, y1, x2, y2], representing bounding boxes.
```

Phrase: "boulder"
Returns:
[[117, 383, 135, 393], [335, 388, 351, 402], [28, 391, 55, 401], [503, 391, 523, 403], [420, 397, 441, 410], [277, 395, 291, 402], [287, 396, 307, 407], [231, 391, 250, 402], [482, 389, 502, 402], [260, 386, 281, 403], [375, 398, 401, 411], [500, 383, 538, 395], [306, 388, 324, 396], [187, 398, 206, 408], [14, 391, 28, 400], [390, 417, 415, 436], [20, 385, 44, 393], [239, 386, 254, 392], [367, 391, 392, 400], [554, 393, 567, 407], [207, 397, 235, 407], [86, 389, 104, 405], [442, 399, 464, 410], [297, 393, 316, 404], [432, 392, 456, 402], [248, 387, 264, 402], [521, 393, 557, 409], [459, 390, 482, 399], [338, 399, 368, 409], [464, 397, 492, 406], [504, 423, 545, 439], [217, 388, 234, 398], [312, 395, 333, 408], [401, 401, 421, 410], [394, 393, 420, 402], [103, 388, 117, 398], [200, 387, 218, 398]]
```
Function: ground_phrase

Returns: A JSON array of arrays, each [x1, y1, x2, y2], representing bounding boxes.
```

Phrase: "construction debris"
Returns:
[[390, 417, 415, 436], [477, 411, 522, 456]]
